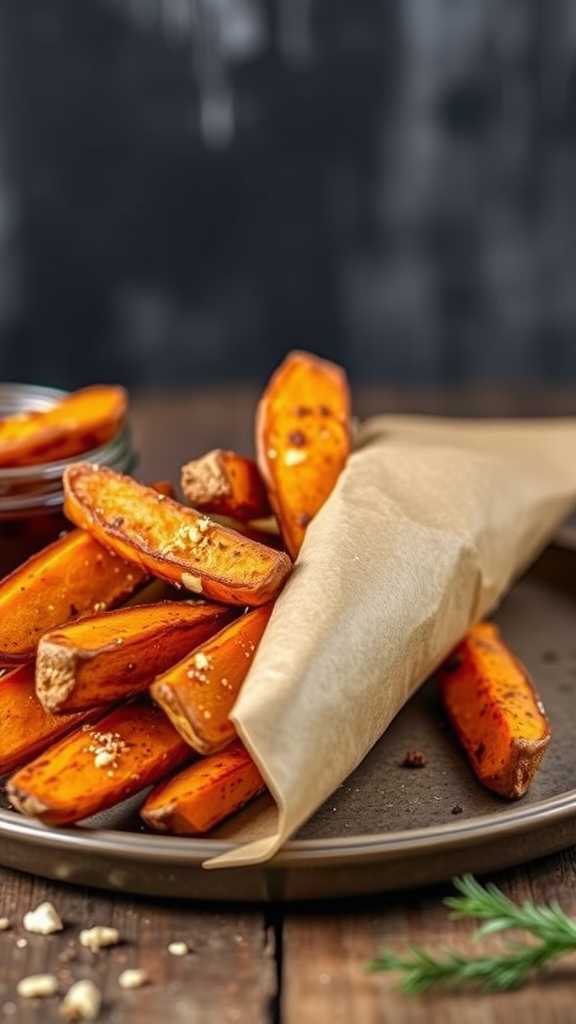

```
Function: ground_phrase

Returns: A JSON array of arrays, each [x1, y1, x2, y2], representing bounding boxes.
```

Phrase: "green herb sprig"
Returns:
[[368, 874, 576, 994]]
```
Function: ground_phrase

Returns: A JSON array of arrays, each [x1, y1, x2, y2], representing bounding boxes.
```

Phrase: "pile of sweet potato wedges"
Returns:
[[0, 351, 551, 838]]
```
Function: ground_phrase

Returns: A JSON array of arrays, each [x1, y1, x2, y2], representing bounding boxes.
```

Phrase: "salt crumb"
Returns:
[[60, 979, 101, 1021], [79, 925, 120, 952], [16, 973, 60, 999], [118, 968, 149, 989], [23, 902, 63, 935], [168, 941, 189, 957]]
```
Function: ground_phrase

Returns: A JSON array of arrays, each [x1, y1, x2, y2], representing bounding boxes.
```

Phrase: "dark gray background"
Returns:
[[0, 0, 575, 390]]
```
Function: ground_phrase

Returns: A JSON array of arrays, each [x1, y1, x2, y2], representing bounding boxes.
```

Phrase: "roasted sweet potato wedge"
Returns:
[[436, 620, 551, 799], [63, 463, 292, 606], [36, 600, 237, 713], [0, 662, 100, 775], [140, 738, 266, 835], [0, 384, 128, 467], [180, 449, 272, 522], [6, 697, 195, 826], [255, 350, 351, 559], [151, 602, 274, 754], [0, 528, 150, 664]]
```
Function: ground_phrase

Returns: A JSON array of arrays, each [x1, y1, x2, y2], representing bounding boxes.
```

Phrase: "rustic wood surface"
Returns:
[[2, 384, 576, 1024]]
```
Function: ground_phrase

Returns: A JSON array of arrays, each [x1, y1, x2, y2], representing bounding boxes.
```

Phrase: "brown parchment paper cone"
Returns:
[[206, 415, 576, 869]]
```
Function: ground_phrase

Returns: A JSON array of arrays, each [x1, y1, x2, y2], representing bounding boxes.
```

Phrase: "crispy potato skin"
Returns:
[[35, 600, 237, 712], [0, 662, 99, 775], [437, 620, 551, 799], [0, 385, 128, 467], [63, 463, 292, 606], [6, 698, 195, 826], [255, 350, 351, 559], [140, 738, 265, 835], [0, 529, 149, 664], [151, 602, 274, 754]]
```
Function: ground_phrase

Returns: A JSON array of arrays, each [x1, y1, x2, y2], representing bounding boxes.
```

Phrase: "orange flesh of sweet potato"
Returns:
[[63, 463, 292, 606], [181, 449, 272, 521], [255, 350, 352, 559], [0, 528, 150, 664], [6, 697, 195, 826], [0, 385, 128, 467], [35, 600, 237, 713], [436, 620, 551, 799], [0, 662, 101, 775], [151, 602, 274, 754], [140, 738, 265, 835]]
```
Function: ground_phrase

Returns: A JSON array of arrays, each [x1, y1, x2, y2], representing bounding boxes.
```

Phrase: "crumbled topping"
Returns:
[[0, 916, 11, 930], [16, 973, 60, 998], [192, 652, 211, 672], [23, 901, 64, 935], [167, 940, 189, 957], [84, 730, 128, 772], [118, 968, 149, 990], [79, 925, 120, 952], [60, 979, 101, 1021]]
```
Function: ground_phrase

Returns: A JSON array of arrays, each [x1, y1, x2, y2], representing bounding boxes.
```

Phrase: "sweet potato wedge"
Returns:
[[255, 350, 351, 559], [151, 602, 274, 754], [63, 463, 292, 606], [6, 697, 195, 825], [35, 600, 237, 713], [436, 620, 551, 799], [0, 528, 150, 664], [0, 384, 128, 467], [140, 738, 266, 835], [0, 662, 100, 775], [180, 449, 272, 521]]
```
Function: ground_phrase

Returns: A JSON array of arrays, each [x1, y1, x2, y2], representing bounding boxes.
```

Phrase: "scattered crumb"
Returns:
[[59, 979, 101, 1021], [23, 901, 64, 935], [118, 968, 149, 990], [401, 749, 427, 769], [16, 973, 60, 998], [0, 917, 11, 930], [79, 925, 121, 952], [16, 937, 28, 949], [167, 941, 189, 957], [451, 804, 463, 815]]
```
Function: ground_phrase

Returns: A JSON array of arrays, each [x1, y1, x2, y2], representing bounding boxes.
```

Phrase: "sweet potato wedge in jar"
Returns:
[[6, 697, 195, 826], [255, 349, 352, 559], [180, 449, 272, 522], [63, 463, 292, 606], [151, 602, 274, 754], [436, 620, 551, 799], [36, 600, 237, 713], [0, 528, 149, 664], [140, 738, 266, 835], [0, 662, 101, 775], [0, 384, 128, 467]]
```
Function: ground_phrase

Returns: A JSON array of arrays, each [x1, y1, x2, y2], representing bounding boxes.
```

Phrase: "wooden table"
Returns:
[[2, 382, 576, 1024]]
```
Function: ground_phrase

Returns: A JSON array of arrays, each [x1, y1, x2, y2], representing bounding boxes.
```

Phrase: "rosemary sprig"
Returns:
[[367, 874, 576, 994]]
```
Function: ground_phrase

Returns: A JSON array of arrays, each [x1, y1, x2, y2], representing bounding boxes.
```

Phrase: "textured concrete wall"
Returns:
[[0, 0, 575, 388]]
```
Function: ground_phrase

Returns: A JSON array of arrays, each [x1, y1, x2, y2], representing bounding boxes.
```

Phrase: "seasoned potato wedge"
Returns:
[[0, 662, 100, 775], [6, 697, 195, 825], [0, 384, 128, 467], [437, 620, 551, 798], [255, 350, 351, 559], [181, 449, 272, 522], [63, 463, 292, 606], [0, 529, 149, 664], [140, 738, 266, 835], [151, 602, 274, 754], [36, 600, 237, 712]]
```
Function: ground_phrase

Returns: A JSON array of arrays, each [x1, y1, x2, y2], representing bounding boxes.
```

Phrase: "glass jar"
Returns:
[[0, 382, 138, 579]]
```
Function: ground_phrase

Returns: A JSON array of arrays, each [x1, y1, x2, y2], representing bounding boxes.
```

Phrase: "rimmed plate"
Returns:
[[2, 535, 576, 902]]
